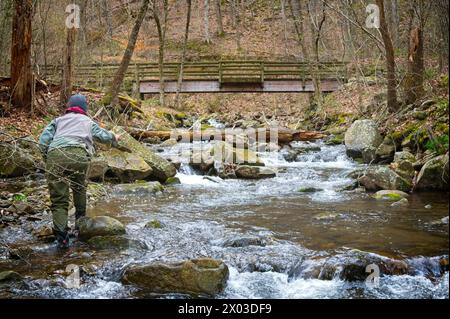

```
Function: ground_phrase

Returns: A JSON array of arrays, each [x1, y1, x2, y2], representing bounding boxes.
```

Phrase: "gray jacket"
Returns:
[[39, 113, 117, 156]]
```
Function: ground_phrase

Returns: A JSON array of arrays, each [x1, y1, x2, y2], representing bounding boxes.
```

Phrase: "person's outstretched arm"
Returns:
[[92, 122, 119, 148]]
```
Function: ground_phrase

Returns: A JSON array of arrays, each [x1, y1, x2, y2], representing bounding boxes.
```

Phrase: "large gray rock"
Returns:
[[78, 216, 126, 241], [113, 127, 177, 182], [122, 258, 229, 296], [356, 166, 412, 192], [318, 250, 408, 281], [345, 120, 383, 163], [235, 165, 276, 179], [100, 148, 154, 183], [0, 137, 44, 177], [415, 154, 449, 191]]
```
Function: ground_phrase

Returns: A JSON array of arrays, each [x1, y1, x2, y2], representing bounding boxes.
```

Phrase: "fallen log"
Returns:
[[126, 127, 326, 144]]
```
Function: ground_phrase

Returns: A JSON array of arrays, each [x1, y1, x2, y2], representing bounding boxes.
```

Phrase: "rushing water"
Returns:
[[1, 141, 448, 299]]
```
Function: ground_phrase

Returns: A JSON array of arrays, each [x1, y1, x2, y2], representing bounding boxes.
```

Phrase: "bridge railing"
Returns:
[[40, 61, 348, 88]]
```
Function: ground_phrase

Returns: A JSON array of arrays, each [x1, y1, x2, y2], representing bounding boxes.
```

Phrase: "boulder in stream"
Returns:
[[122, 258, 229, 296], [235, 165, 276, 179], [415, 154, 449, 191], [374, 190, 409, 201], [78, 216, 126, 241], [319, 250, 409, 281], [356, 166, 412, 192], [345, 120, 383, 163], [98, 148, 153, 183], [112, 127, 177, 182]]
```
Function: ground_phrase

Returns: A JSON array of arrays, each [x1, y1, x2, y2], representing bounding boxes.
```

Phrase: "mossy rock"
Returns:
[[325, 135, 344, 145], [165, 177, 181, 185], [78, 216, 126, 241], [144, 220, 164, 229], [374, 190, 409, 201]]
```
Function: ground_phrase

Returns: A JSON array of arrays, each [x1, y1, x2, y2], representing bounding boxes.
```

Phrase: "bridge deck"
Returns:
[[41, 61, 347, 94]]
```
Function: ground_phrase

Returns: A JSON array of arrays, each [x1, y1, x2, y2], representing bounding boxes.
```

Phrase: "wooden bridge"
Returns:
[[42, 61, 348, 95]]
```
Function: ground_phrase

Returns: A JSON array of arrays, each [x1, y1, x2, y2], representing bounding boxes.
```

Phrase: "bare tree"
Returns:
[[10, 0, 33, 110], [105, 0, 150, 108], [175, 0, 192, 109], [203, 0, 211, 43], [214, 0, 224, 36], [289, 0, 322, 111], [60, 24, 77, 106], [404, 0, 431, 105], [152, 0, 169, 107], [376, 0, 398, 112]]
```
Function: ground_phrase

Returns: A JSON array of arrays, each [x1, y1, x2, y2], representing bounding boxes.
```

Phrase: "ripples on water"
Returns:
[[1, 140, 448, 299]]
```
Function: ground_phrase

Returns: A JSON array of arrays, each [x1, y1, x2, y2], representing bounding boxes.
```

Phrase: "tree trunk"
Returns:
[[280, 0, 288, 55], [232, 0, 242, 51], [153, 0, 169, 108], [214, 0, 224, 36], [289, 0, 322, 112], [10, 0, 33, 110], [405, 26, 424, 105], [106, 0, 150, 107], [203, 0, 211, 43], [376, 0, 398, 112], [175, 0, 192, 109], [60, 27, 77, 106], [389, 0, 399, 46]]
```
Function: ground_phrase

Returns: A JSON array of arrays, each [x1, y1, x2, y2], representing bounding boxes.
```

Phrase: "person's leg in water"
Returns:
[[68, 149, 90, 234], [46, 149, 71, 249]]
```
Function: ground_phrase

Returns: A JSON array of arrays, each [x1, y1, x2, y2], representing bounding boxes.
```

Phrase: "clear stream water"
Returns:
[[1, 141, 448, 299]]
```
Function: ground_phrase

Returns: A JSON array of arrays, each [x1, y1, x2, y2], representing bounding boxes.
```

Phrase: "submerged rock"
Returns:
[[78, 216, 126, 241], [357, 166, 412, 192], [415, 154, 449, 191], [345, 120, 383, 163], [113, 181, 164, 195], [122, 258, 229, 296], [144, 219, 164, 229], [298, 187, 323, 193], [374, 190, 409, 201], [165, 177, 181, 185], [221, 236, 269, 248], [235, 166, 276, 179], [87, 235, 147, 251], [390, 198, 409, 207]]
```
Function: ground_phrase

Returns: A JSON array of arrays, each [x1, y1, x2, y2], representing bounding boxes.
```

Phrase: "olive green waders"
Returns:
[[46, 146, 90, 237]]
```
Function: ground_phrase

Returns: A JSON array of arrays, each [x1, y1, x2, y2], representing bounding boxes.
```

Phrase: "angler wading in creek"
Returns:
[[38, 94, 121, 249]]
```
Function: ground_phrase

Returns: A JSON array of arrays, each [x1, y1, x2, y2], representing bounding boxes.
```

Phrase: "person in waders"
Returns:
[[39, 94, 120, 249]]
